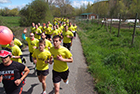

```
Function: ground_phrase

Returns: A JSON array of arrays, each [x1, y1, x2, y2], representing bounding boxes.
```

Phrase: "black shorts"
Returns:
[[63, 43, 71, 50], [29, 52, 33, 62], [52, 69, 69, 83], [37, 69, 49, 76], [5, 84, 23, 94]]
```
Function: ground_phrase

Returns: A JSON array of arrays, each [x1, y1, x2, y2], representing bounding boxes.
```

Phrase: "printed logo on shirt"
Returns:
[[0, 70, 14, 80]]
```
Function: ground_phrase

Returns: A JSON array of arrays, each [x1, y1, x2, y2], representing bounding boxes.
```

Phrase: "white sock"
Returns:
[[43, 91, 46, 94], [65, 80, 69, 84]]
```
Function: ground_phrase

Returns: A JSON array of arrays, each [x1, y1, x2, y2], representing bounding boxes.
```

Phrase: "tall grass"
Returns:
[[77, 21, 140, 94]]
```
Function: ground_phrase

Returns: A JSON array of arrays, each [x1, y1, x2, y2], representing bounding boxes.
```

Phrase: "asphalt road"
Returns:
[[0, 35, 96, 94]]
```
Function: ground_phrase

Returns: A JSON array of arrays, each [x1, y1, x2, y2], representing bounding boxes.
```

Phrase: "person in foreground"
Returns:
[[0, 50, 30, 94], [32, 39, 51, 94], [49, 35, 73, 94]]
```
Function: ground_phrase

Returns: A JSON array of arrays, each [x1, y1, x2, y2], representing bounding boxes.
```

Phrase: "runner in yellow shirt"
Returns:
[[62, 25, 73, 50], [73, 23, 77, 39], [41, 23, 47, 33], [38, 23, 43, 30], [45, 24, 53, 41], [32, 39, 51, 94], [47, 21, 53, 28], [0, 44, 10, 50], [34, 24, 42, 39], [22, 28, 39, 62], [56, 25, 62, 36], [52, 25, 59, 37], [9, 40, 23, 63], [37, 33, 52, 51], [49, 35, 73, 94], [13, 33, 24, 50], [31, 22, 35, 33]]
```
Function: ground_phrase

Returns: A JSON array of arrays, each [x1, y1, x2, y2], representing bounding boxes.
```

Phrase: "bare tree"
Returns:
[[53, 0, 71, 16]]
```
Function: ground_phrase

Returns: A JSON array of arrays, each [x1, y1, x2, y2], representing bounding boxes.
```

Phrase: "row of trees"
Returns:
[[0, 8, 19, 16], [0, 0, 139, 18], [0, 0, 139, 26]]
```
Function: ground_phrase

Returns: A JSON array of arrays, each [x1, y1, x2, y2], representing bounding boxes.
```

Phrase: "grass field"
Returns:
[[0, 16, 30, 49], [76, 20, 140, 94], [0, 16, 20, 27]]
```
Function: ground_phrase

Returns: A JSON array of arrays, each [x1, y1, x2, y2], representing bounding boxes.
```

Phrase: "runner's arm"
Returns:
[[14, 66, 30, 86], [0, 75, 3, 83], [57, 55, 73, 63], [33, 57, 37, 64]]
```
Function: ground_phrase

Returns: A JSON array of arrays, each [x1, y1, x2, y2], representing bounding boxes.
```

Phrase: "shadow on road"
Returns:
[[22, 83, 39, 94], [27, 66, 37, 77], [48, 88, 55, 94], [48, 87, 63, 94]]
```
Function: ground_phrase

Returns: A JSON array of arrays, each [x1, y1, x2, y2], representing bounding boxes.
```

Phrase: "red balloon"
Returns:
[[0, 26, 13, 45]]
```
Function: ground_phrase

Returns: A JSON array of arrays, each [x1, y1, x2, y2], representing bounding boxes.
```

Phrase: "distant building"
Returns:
[[80, 13, 98, 20]]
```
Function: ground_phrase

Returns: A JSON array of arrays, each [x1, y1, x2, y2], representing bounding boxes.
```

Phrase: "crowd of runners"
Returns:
[[0, 17, 77, 94]]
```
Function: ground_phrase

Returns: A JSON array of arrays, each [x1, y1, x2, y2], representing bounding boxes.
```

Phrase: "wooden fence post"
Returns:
[[110, 16, 112, 33], [117, 14, 121, 37], [131, 13, 138, 46]]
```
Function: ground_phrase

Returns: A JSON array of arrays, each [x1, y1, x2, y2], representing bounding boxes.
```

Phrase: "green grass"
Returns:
[[77, 21, 140, 94], [0, 16, 30, 49], [0, 16, 20, 27]]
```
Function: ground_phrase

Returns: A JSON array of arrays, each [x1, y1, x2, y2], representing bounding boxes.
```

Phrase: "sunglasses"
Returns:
[[0, 56, 8, 59], [30, 35, 34, 37]]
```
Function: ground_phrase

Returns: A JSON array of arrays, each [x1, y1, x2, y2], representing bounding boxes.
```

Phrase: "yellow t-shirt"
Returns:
[[62, 30, 73, 43], [50, 46, 72, 72], [63, 24, 66, 27], [37, 39, 52, 51], [45, 39, 52, 50], [25, 37, 39, 53], [34, 28, 42, 39], [32, 49, 51, 70], [1, 44, 10, 48], [52, 29, 59, 37], [11, 45, 22, 63], [68, 25, 74, 31], [41, 26, 46, 33], [49, 23, 53, 28], [73, 25, 77, 31], [60, 25, 64, 30], [45, 27, 52, 35], [14, 38, 23, 47], [38, 26, 42, 30], [53, 21, 57, 25], [31, 26, 35, 33]]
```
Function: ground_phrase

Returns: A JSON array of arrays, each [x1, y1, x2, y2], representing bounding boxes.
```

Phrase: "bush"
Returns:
[[19, 0, 53, 26]]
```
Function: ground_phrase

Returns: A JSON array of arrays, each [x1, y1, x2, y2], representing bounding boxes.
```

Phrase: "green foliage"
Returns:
[[77, 20, 140, 94], [19, 0, 53, 26], [0, 8, 19, 16]]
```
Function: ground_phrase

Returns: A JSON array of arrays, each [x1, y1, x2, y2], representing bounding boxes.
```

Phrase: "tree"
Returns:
[[50, 5, 61, 17], [1, 7, 10, 16], [19, 0, 53, 26], [9, 8, 19, 16], [129, 0, 140, 18], [92, 1, 109, 17], [53, 0, 72, 17], [86, 2, 92, 13]]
